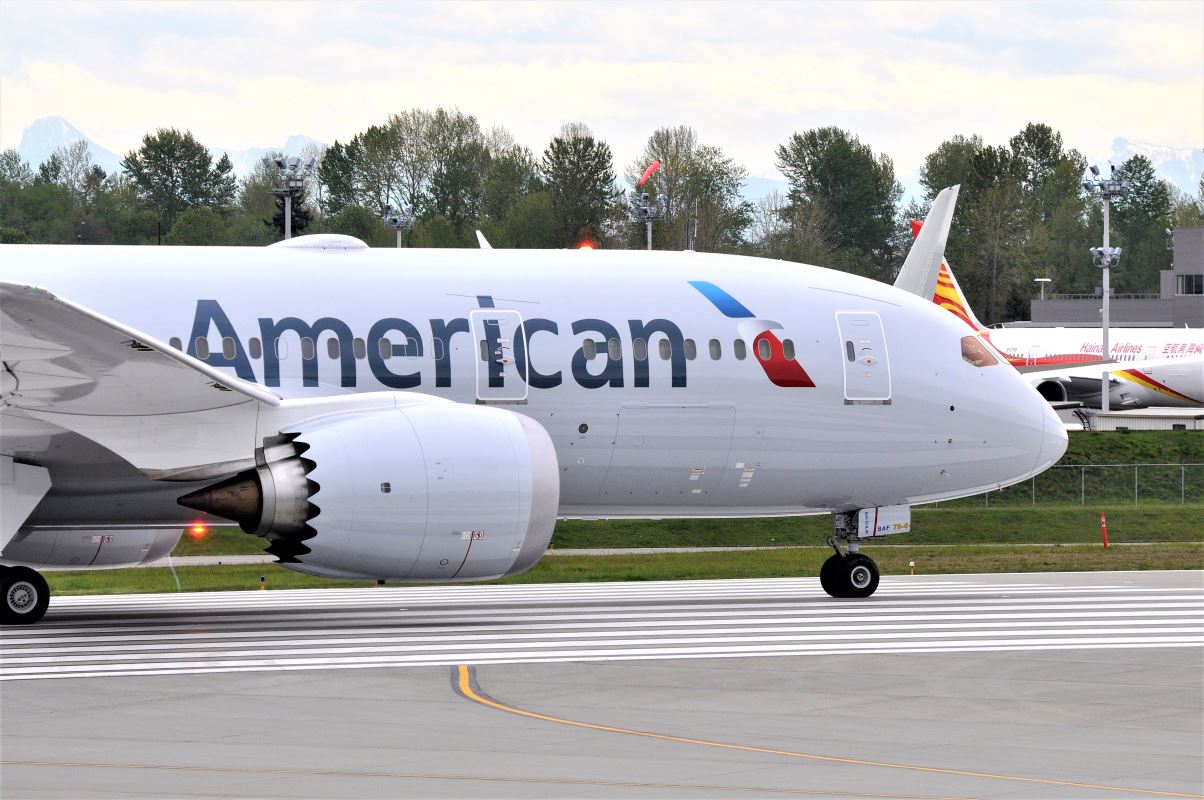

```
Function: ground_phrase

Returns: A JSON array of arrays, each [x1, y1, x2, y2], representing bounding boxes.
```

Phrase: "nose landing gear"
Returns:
[[819, 510, 881, 598]]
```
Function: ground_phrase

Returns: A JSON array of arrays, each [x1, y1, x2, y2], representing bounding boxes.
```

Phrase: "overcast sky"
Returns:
[[1, 0, 1200, 184]]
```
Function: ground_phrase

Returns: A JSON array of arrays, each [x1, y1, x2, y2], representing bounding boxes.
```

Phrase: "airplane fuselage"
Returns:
[[2, 244, 1063, 525]]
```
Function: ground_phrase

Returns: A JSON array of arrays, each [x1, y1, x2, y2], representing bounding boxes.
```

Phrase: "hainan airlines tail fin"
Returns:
[[894, 185, 959, 303], [905, 216, 989, 333]]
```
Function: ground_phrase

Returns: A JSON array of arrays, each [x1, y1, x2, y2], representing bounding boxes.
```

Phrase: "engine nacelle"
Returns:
[[1, 527, 181, 569], [1034, 379, 1069, 403], [181, 395, 559, 582]]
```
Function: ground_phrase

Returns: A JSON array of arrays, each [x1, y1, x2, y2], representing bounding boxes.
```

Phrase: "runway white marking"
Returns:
[[2, 576, 1201, 681]]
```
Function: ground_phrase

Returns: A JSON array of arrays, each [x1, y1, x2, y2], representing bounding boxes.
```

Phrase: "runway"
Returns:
[[2, 571, 1202, 799], [1, 571, 1202, 681]]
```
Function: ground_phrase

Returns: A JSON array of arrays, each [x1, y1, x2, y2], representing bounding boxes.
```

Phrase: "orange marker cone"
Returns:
[[1100, 512, 1109, 549]]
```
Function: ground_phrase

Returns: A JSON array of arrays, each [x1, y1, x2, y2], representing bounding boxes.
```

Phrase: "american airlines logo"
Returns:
[[186, 283, 816, 391]]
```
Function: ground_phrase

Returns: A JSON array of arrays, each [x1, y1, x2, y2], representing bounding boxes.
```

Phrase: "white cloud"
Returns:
[[1, 0, 1199, 181]]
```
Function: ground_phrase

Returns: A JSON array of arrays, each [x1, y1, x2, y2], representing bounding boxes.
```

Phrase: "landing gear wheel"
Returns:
[[819, 553, 880, 599], [843, 554, 880, 598], [819, 554, 847, 597], [1, 566, 50, 625]]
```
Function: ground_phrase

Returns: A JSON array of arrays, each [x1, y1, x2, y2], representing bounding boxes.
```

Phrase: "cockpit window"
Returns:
[[961, 335, 998, 367]]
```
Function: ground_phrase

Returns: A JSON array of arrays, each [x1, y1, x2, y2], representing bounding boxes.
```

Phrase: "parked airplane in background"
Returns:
[[0, 187, 1067, 624], [902, 220, 1204, 409]]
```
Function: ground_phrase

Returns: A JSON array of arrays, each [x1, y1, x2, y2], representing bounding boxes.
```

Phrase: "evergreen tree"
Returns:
[[542, 123, 617, 247]]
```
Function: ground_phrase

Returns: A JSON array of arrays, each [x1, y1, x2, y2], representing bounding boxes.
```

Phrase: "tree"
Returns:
[[627, 127, 751, 252], [164, 207, 231, 245], [0, 149, 34, 187], [503, 191, 558, 248], [322, 204, 391, 246], [1109, 155, 1173, 293], [121, 128, 236, 227], [542, 123, 617, 246], [426, 108, 488, 235], [1171, 176, 1204, 229], [775, 127, 902, 278]]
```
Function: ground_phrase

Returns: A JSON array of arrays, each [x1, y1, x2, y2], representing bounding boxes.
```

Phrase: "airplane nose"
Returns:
[[1035, 398, 1069, 472]]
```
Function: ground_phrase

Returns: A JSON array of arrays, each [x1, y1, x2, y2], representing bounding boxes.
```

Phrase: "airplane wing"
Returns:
[[894, 185, 959, 300], [1, 282, 280, 476]]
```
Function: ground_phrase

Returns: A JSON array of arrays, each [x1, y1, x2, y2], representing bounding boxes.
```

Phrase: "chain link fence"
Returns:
[[939, 464, 1204, 507]]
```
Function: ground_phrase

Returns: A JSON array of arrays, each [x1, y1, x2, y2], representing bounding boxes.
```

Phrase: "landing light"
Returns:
[[188, 522, 209, 539], [577, 241, 594, 250]]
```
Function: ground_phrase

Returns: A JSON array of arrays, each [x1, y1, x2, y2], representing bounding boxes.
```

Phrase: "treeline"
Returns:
[[1, 109, 1201, 324]]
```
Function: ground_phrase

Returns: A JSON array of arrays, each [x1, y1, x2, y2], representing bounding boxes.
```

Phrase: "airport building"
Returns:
[[1028, 226, 1204, 328]]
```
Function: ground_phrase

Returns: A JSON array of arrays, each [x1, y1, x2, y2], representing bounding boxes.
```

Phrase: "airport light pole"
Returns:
[[1034, 277, 1051, 301], [264, 156, 316, 240], [632, 192, 668, 251], [381, 205, 415, 248], [1083, 164, 1128, 412]]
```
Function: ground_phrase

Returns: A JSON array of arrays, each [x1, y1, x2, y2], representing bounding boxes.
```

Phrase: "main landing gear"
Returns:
[[0, 565, 50, 624], [819, 512, 880, 598]]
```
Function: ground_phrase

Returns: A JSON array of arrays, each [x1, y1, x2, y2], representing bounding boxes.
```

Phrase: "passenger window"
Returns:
[[683, 339, 697, 360], [169, 337, 182, 350], [709, 338, 722, 360], [221, 337, 236, 360], [633, 338, 648, 362], [783, 339, 795, 360], [194, 338, 210, 359], [607, 338, 622, 361], [353, 338, 366, 359], [479, 339, 490, 362], [757, 338, 771, 361], [658, 339, 672, 360], [433, 339, 445, 361], [326, 338, 340, 359], [406, 338, 419, 358], [379, 338, 392, 360], [583, 339, 597, 361], [249, 337, 262, 359], [275, 338, 287, 359], [845, 341, 855, 362], [733, 339, 747, 360], [301, 337, 315, 360]]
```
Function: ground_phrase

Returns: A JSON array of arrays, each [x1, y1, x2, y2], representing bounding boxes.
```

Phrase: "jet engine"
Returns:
[[179, 397, 559, 582]]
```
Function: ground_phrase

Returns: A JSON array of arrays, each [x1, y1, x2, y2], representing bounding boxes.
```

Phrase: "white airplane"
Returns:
[[901, 220, 1204, 408], [0, 187, 1067, 624]]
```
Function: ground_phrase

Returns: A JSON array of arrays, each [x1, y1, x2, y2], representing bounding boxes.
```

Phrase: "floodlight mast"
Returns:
[[632, 192, 668, 251], [381, 205, 415, 248], [263, 155, 315, 240], [1083, 164, 1129, 411]]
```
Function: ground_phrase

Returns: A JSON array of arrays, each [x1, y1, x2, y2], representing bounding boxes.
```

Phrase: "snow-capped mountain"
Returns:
[[217, 135, 328, 176], [13, 116, 326, 177], [17, 116, 123, 176], [1106, 138, 1203, 195]]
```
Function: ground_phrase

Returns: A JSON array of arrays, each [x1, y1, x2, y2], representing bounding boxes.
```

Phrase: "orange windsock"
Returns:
[[638, 160, 662, 186]]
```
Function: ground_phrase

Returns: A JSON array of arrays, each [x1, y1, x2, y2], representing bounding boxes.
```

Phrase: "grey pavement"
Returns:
[[2, 571, 1201, 799]]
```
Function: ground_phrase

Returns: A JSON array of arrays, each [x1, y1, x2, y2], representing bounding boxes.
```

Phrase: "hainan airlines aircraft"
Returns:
[[0, 187, 1067, 624], [902, 220, 1204, 408]]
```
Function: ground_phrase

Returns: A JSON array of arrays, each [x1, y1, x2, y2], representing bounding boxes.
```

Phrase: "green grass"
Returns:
[[46, 542, 1204, 596], [175, 504, 1203, 558]]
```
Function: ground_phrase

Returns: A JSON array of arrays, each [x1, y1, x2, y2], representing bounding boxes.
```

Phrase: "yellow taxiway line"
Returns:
[[456, 663, 1204, 799]]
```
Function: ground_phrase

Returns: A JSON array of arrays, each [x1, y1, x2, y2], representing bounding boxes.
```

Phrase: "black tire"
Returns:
[[819, 554, 846, 598], [842, 554, 880, 598], [2, 566, 50, 625]]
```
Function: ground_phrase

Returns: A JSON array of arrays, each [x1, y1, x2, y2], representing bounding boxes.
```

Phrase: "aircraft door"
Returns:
[[469, 309, 528, 404], [836, 311, 891, 404]]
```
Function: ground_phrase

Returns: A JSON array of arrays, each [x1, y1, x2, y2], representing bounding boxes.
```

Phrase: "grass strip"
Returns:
[[174, 504, 1204, 558], [46, 542, 1204, 596]]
